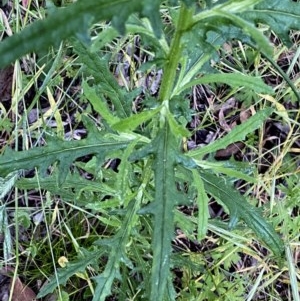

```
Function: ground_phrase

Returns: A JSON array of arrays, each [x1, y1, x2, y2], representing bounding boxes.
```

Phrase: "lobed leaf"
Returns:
[[191, 0, 300, 50], [74, 42, 132, 118], [0, 171, 20, 199], [194, 160, 257, 183], [199, 169, 284, 257], [134, 122, 184, 301], [0, 205, 13, 261], [112, 106, 161, 131], [214, 10, 273, 55], [178, 73, 274, 95], [83, 81, 120, 126], [191, 0, 273, 57], [114, 141, 139, 205], [0, 124, 131, 185], [92, 199, 139, 300], [150, 125, 181, 301], [0, 0, 165, 68], [16, 172, 116, 200], [240, 0, 300, 46], [37, 248, 103, 298], [192, 170, 209, 240]]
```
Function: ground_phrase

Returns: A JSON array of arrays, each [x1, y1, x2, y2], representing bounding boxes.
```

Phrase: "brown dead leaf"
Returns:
[[217, 97, 236, 132], [239, 108, 251, 123], [10, 277, 36, 301], [215, 142, 245, 160], [0, 66, 13, 102]]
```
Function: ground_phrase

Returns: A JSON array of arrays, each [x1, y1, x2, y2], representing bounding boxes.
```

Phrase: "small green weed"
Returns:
[[0, 1, 300, 300]]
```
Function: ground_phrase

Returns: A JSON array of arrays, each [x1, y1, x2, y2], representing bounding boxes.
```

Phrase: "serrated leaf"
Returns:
[[0, 0, 164, 68], [74, 41, 133, 118], [0, 205, 13, 261], [16, 172, 116, 199], [0, 128, 130, 185], [214, 10, 272, 55], [188, 108, 273, 159], [90, 26, 119, 52], [143, 123, 183, 301], [241, 0, 300, 46], [129, 122, 184, 300], [0, 171, 20, 199], [178, 73, 273, 95], [114, 141, 139, 204], [175, 3, 274, 96], [191, 3, 273, 55], [192, 170, 209, 240], [199, 169, 284, 257], [112, 106, 161, 131], [141, 0, 163, 37], [167, 111, 190, 137], [83, 81, 120, 126], [92, 199, 139, 300], [194, 160, 257, 184], [37, 248, 103, 298]]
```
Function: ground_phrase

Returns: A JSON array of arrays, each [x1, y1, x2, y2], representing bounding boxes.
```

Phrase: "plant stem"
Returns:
[[158, 3, 193, 102]]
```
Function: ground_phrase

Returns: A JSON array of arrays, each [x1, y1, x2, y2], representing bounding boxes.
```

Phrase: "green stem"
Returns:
[[158, 3, 193, 102]]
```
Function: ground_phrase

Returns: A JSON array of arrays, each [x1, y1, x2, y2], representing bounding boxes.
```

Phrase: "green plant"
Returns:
[[1, 0, 299, 300]]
